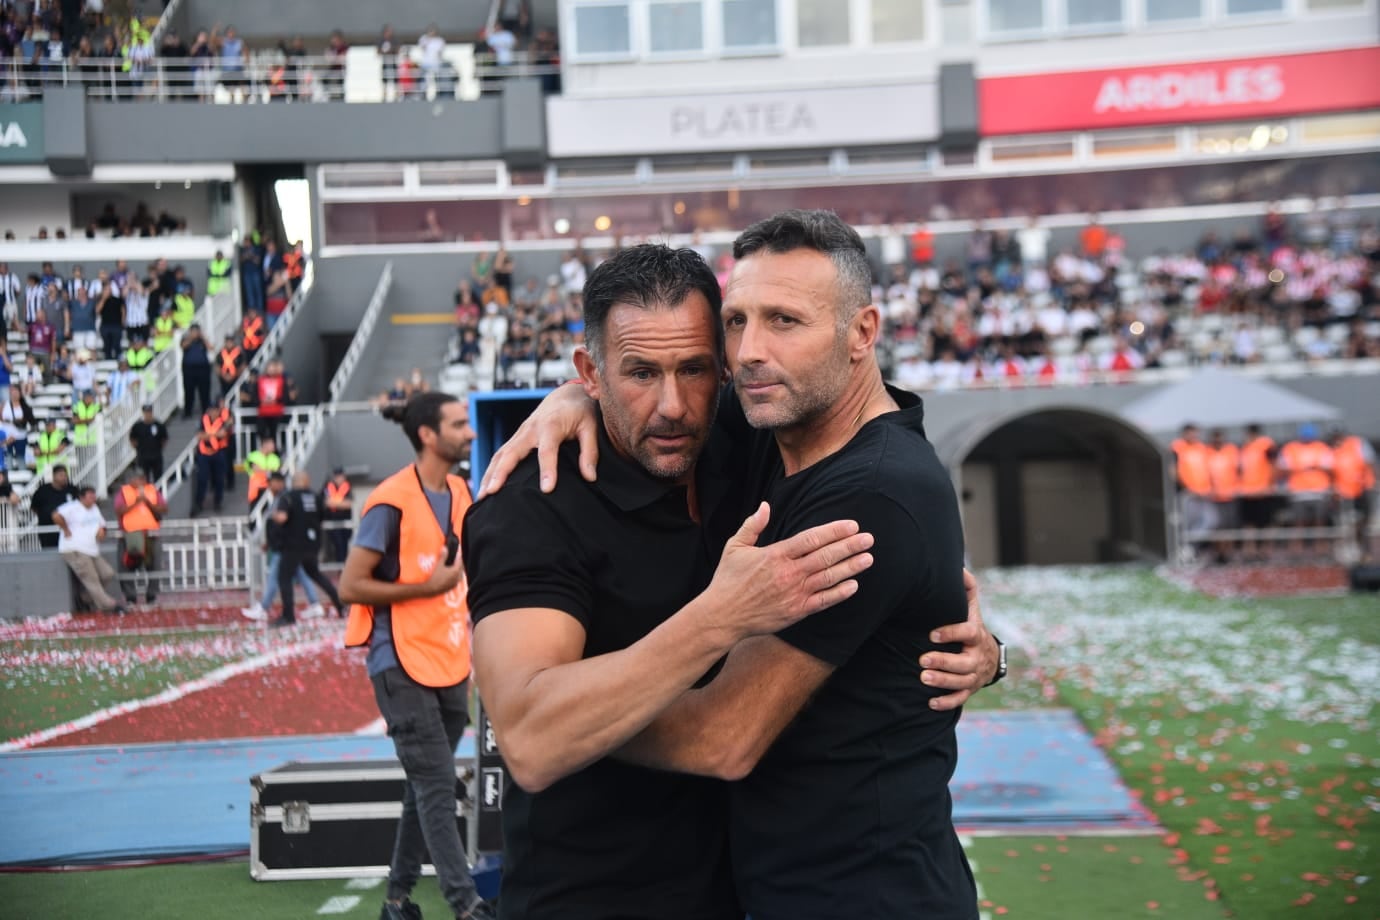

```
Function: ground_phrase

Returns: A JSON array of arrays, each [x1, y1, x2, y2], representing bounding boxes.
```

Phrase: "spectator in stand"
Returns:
[[30, 464, 79, 550], [377, 24, 398, 90], [15, 353, 42, 397], [1017, 217, 1050, 270], [180, 322, 212, 418], [95, 277, 124, 361], [1330, 427, 1375, 563], [50, 344, 73, 387], [0, 262, 21, 331], [219, 25, 244, 92], [1, 386, 34, 465], [485, 21, 516, 66], [188, 29, 216, 101], [123, 274, 149, 345], [45, 283, 69, 352], [114, 467, 166, 607], [264, 268, 291, 330], [104, 354, 136, 404], [417, 24, 446, 82], [492, 249, 515, 300], [325, 30, 348, 98], [53, 485, 127, 615], [26, 306, 55, 372], [0, 337, 12, 390], [1278, 423, 1333, 556], [69, 348, 95, 395], [129, 402, 168, 481], [0, 469, 19, 506], [22, 274, 45, 329]]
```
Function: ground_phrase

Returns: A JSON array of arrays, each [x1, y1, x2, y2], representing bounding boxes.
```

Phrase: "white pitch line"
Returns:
[[345, 878, 384, 890], [317, 895, 361, 914], [0, 635, 338, 752], [355, 717, 387, 736]]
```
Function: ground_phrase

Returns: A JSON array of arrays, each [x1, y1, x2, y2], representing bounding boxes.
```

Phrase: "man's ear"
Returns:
[[850, 304, 882, 358], [572, 346, 602, 401]]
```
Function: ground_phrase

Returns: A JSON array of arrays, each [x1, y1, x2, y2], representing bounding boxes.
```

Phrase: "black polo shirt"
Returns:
[[464, 418, 743, 920], [727, 386, 977, 919]]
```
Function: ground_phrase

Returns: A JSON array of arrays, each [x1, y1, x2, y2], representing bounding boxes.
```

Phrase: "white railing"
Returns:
[[233, 406, 322, 470], [328, 262, 393, 405], [0, 500, 42, 553], [157, 264, 313, 502], [149, 0, 185, 47]]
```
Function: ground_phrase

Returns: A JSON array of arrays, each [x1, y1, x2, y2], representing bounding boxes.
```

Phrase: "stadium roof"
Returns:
[[1122, 369, 1340, 435]]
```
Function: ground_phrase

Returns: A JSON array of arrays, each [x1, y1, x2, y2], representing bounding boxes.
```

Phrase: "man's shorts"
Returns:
[[1238, 496, 1277, 529]]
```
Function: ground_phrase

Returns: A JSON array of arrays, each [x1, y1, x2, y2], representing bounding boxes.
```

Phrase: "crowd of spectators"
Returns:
[[440, 208, 1380, 396], [2, 200, 193, 244], [1, 1, 559, 103]]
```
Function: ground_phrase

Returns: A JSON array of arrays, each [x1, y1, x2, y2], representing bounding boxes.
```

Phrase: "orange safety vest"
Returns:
[[201, 408, 231, 451], [1333, 436, 1376, 500], [345, 465, 473, 688], [1207, 443, 1240, 502], [242, 315, 266, 351], [1170, 439, 1213, 496], [119, 484, 161, 533], [1280, 441, 1332, 494], [325, 480, 351, 507], [284, 250, 304, 280], [1239, 436, 1276, 496], [218, 345, 242, 379], [198, 434, 220, 457]]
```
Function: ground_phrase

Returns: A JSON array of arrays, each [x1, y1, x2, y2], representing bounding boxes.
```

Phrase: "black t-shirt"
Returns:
[[464, 422, 743, 920], [725, 387, 977, 920], [130, 420, 167, 458], [182, 337, 210, 368], [98, 295, 124, 327], [276, 488, 323, 550]]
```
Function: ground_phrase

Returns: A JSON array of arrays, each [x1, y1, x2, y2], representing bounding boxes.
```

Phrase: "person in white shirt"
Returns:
[[53, 486, 127, 614], [70, 351, 97, 394], [106, 357, 139, 406], [486, 23, 517, 66], [0, 262, 21, 330], [1016, 218, 1050, 269], [417, 25, 446, 73]]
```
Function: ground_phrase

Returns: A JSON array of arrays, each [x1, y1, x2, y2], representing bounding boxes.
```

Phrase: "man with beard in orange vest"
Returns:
[[338, 392, 495, 920], [1330, 427, 1376, 563], [1171, 423, 1216, 552], [114, 468, 166, 606]]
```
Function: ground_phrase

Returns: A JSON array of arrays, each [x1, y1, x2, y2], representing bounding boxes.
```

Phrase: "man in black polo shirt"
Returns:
[[463, 245, 877, 920], [30, 464, 81, 550], [270, 470, 343, 628], [480, 213, 994, 918], [129, 404, 168, 481]]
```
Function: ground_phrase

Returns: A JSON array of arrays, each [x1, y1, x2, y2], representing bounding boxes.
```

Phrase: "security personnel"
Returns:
[[321, 467, 353, 562], [1279, 423, 1333, 553], [207, 251, 233, 298], [1331, 428, 1376, 562], [217, 334, 244, 399], [151, 306, 177, 353], [241, 309, 267, 359], [200, 394, 233, 487], [126, 333, 155, 373], [191, 428, 226, 516], [71, 390, 101, 448], [268, 470, 343, 627], [1170, 423, 1216, 543], [172, 287, 197, 330], [35, 418, 68, 475], [339, 392, 490, 920], [114, 468, 166, 606], [245, 436, 282, 505], [1205, 429, 1240, 564], [1237, 423, 1278, 559], [283, 242, 305, 291]]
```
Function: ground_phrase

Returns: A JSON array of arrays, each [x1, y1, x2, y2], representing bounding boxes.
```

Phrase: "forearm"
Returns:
[[337, 574, 435, 606], [487, 595, 739, 792]]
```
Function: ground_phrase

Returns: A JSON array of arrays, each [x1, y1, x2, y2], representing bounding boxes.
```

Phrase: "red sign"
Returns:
[[979, 46, 1380, 136]]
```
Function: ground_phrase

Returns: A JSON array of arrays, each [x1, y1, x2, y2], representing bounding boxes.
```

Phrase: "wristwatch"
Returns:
[[985, 635, 1008, 687]]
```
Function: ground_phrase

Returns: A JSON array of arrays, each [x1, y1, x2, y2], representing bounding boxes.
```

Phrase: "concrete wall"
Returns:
[[0, 552, 75, 619]]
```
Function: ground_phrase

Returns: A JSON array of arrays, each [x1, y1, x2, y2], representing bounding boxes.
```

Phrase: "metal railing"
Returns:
[[1, 50, 557, 103], [328, 262, 392, 405], [1174, 493, 1376, 566], [156, 264, 312, 503], [233, 405, 322, 472]]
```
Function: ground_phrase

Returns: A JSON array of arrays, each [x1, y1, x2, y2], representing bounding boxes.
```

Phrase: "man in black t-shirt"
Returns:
[[270, 470, 342, 628], [465, 245, 878, 920], [128, 404, 168, 481], [30, 464, 81, 550], [481, 214, 996, 919]]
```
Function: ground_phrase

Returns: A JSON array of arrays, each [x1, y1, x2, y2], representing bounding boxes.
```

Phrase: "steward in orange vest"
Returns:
[[1170, 426, 1213, 497], [1238, 427, 1277, 498], [321, 469, 354, 563], [217, 335, 244, 398], [1279, 427, 1333, 496], [1331, 429, 1376, 562], [344, 463, 473, 687], [1206, 430, 1240, 503], [114, 470, 166, 605], [241, 310, 267, 356], [337, 392, 484, 917]]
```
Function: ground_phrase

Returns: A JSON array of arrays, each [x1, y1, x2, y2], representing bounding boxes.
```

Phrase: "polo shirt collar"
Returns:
[[589, 408, 690, 513]]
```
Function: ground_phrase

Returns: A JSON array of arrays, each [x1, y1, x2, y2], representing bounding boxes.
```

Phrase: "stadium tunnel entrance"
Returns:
[[943, 407, 1172, 568]]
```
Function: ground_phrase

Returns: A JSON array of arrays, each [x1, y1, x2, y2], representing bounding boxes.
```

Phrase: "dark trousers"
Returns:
[[277, 550, 341, 620], [100, 324, 123, 360], [256, 414, 282, 449], [193, 450, 226, 511], [137, 453, 164, 482], [182, 365, 211, 418], [327, 520, 352, 562], [118, 534, 158, 602], [126, 324, 149, 346], [370, 670, 480, 915]]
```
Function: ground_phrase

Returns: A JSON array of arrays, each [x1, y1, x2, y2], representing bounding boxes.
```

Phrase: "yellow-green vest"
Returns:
[[207, 259, 232, 296], [151, 316, 176, 353], [173, 293, 196, 329], [36, 430, 65, 471], [72, 400, 100, 446]]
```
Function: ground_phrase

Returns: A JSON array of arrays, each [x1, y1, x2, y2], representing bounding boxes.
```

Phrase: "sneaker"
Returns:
[[268, 616, 296, 629], [457, 899, 496, 920], [379, 899, 423, 920], [241, 605, 268, 621], [302, 603, 325, 620]]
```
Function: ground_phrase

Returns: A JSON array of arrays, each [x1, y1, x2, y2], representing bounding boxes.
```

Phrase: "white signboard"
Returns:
[[547, 84, 938, 157]]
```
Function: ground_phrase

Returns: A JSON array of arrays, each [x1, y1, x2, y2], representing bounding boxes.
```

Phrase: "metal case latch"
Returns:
[[282, 800, 311, 834]]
